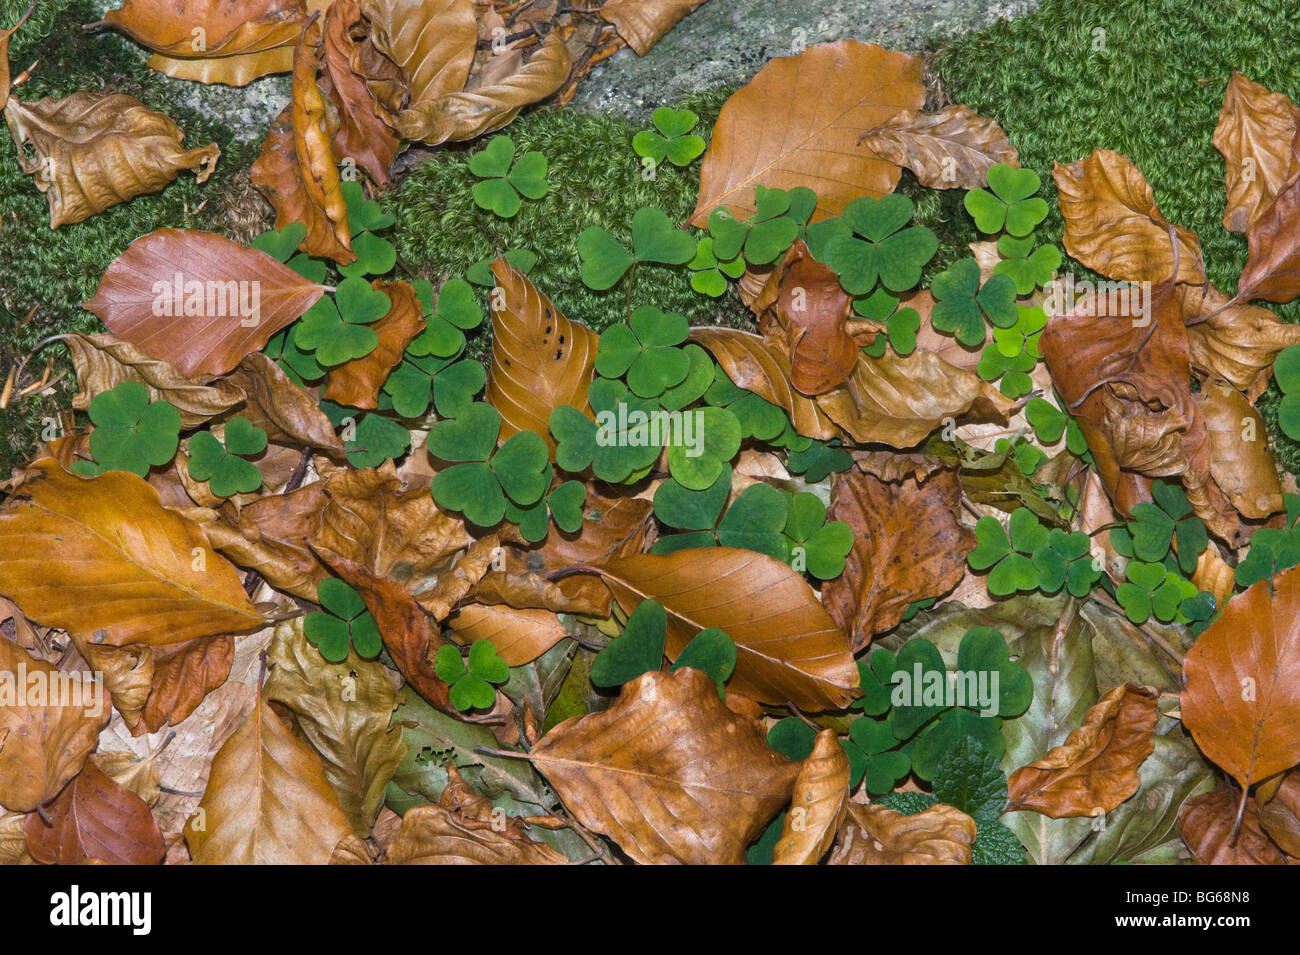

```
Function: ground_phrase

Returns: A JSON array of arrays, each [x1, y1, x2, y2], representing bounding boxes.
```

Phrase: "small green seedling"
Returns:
[[305, 578, 383, 663], [633, 107, 706, 167], [824, 194, 938, 295], [468, 136, 548, 218], [428, 402, 551, 527], [964, 164, 1049, 237], [435, 640, 510, 711], [77, 381, 181, 478], [187, 417, 266, 497]]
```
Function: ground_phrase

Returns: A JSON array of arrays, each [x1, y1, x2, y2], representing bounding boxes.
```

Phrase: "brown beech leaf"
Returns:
[[1258, 770, 1300, 857], [185, 699, 354, 864], [1178, 788, 1288, 865], [689, 327, 839, 440], [394, 28, 570, 144], [530, 668, 798, 864], [474, 567, 612, 618], [141, 636, 235, 734], [263, 620, 405, 837], [858, 104, 1018, 191], [1197, 382, 1282, 520], [0, 461, 262, 648], [387, 765, 566, 865], [64, 332, 245, 429], [446, 604, 568, 667], [412, 533, 501, 619], [323, 280, 424, 409], [828, 802, 976, 865], [0, 810, 31, 865], [0, 3, 34, 113], [757, 240, 857, 396], [1180, 283, 1300, 400], [359, 0, 476, 108], [598, 0, 707, 56], [222, 352, 345, 454], [535, 492, 655, 570], [690, 41, 925, 226], [1213, 72, 1300, 233], [772, 729, 850, 865], [1237, 129, 1300, 303], [23, 762, 165, 865], [1005, 683, 1157, 818], [823, 468, 972, 652], [817, 347, 1014, 448], [5, 91, 219, 228], [83, 229, 326, 378], [1052, 149, 1205, 285], [0, 638, 109, 812], [252, 19, 354, 264], [1192, 543, 1237, 614], [485, 258, 599, 451], [1181, 565, 1300, 791], [322, 0, 401, 188], [592, 548, 860, 710]]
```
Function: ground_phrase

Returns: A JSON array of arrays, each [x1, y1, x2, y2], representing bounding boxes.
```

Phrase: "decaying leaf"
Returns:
[[1180, 283, 1300, 401], [598, 0, 707, 56], [1258, 770, 1300, 857], [5, 91, 219, 227], [1178, 788, 1288, 865], [446, 604, 568, 667], [359, 0, 476, 108], [858, 104, 1018, 191], [772, 729, 850, 865], [1213, 72, 1300, 232], [690, 41, 925, 225], [23, 762, 165, 865], [1197, 382, 1282, 520], [222, 353, 346, 455], [1237, 130, 1300, 304], [323, 280, 425, 409], [531, 668, 798, 864], [321, 0, 402, 187], [828, 802, 976, 865]]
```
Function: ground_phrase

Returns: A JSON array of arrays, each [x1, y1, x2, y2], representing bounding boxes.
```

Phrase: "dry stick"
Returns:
[[1231, 785, 1249, 844]]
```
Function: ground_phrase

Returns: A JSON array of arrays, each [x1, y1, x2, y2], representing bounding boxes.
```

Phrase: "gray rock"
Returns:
[[569, 0, 1040, 119]]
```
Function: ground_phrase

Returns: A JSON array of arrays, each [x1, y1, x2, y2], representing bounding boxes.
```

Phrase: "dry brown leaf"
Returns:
[[531, 668, 797, 864], [1053, 149, 1204, 285], [359, 0, 476, 107], [185, 700, 354, 864], [5, 91, 219, 228], [411, 533, 502, 619], [485, 257, 599, 452], [772, 729, 850, 865], [0, 809, 31, 864], [0, 460, 262, 648], [446, 604, 568, 666], [323, 280, 425, 409], [690, 41, 925, 226], [1213, 72, 1300, 233], [1259, 770, 1300, 857], [83, 229, 326, 378], [0, 638, 109, 812], [1178, 788, 1288, 865], [1181, 565, 1300, 791], [1192, 542, 1236, 614], [598, 0, 707, 55], [222, 353, 344, 455], [828, 802, 975, 865], [23, 762, 165, 865], [593, 548, 859, 710], [1005, 683, 1157, 818], [473, 567, 612, 617], [0, 3, 34, 113], [1237, 129, 1300, 304], [1180, 283, 1300, 401], [322, 0, 402, 187], [858, 104, 1018, 191], [823, 468, 972, 652], [534, 492, 655, 570], [1197, 382, 1282, 520]]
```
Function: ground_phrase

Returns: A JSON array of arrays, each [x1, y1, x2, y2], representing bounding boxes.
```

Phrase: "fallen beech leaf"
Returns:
[[1237, 129, 1300, 303], [394, 29, 571, 145], [858, 104, 1018, 191], [598, 0, 707, 55], [412, 534, 502, 619], [0, 638, 109, 811], [531, 668, 797, 864], [690, 41, 925, 226], [323, 280, 425, 409], [1178, 788, 1287, 865], [146, 46, 295, 86], [0, 3, 34, 113], [535, 492, 655, 569], [23, 762, 165, 865], [1192, 543, 1236, 614], [0, 460, 262, 647], [1213, 72, 1300, 233], [823, 468, 973, 652], [1197, 383, 1282, 520], [474, 567, 611, 618], [758, 240, 857, 396], [446, 604, 568, 666], [772, 729, 850, 865], [828, 802, 976, 865], [1005, 683, 1157, 818], [359, 0, 475, 107], [850, 447, 947, 484], [322, 0, 401, 187], [1180, 283, 1300, 400], [263, 620, 405, 837], [1181, 565, 1300, 790], [252, 20, 354, 264], [1052, 149, 1204, 284], [485, 258, 599, 451], [186, 700, 354, 864], [83, 229, 326, 378], [5, 91, 220, 227], [1259, 770, 1300, 857], [0, 810, 30, 865], [222, 353, 345, 454], [140, 636, 235, 734], [593, 548, 860, 710]]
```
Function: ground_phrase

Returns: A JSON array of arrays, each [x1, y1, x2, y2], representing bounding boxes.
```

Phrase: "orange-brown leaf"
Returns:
[[23, 762, 165, 865], [323, 280, 425, 409], [598, 0, 707, 56], [828, 802, 975, 865], [1213, 72, 1300, 233], [1178, 788, 1288, 865], [858, 104, 1018, 191], [446, 604, 568, 667], [772, 729, 850, 865], [322, 0, 402, 187], [1180, 283, 1300, 401]]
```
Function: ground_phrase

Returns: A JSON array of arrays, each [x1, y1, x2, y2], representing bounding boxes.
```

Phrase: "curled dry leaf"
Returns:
[[358, 0, 476, 108], [83, 229, 326, 378], [531, 668, 798, 864], [474, 566, 612, 618], [1005, 683, 1157, 819], [1213, 72, 1300, 233], [1181, 565, 1300, 791], [321, 0, 402, 188], [0, 2, 34, 113], [691, 41, 924, 225], [23, 762, 165, 865], [1052, 149, 1204, 285], [823, 468, 973, 652], [222, 352, 346, 455], [1180, 283, 1300, 401], [1237, 130, 1300, 304], [858, 104, 1018, 190], [323, 280, 425, 409], [412, 533, 501, 619], [828, 802, 976, 865], [0, 460, 262, 648], [1178, 788, 1288, 865], [446, 604, 568, 667], [1258, 770, 1300, 857], [485, 257, 599, 452], [593, 548, 860, 710], [535, 492, 655, 569], [772, 729, 850, 865], [185, 700, 354, 864], [1192, 542, 1236, 614], [0, 637, 109, 812], [1196, 382, 1282, 520], [598, 0, 707, 56], [5, 91, 219, 228]]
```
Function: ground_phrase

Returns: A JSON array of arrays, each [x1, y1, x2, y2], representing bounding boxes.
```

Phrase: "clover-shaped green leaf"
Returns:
[[304, 577, 382, 663], [338, 229, 397, 279], [408, 278, 482, 359], [550, 385, 661, 484], [785, 437, 852, 483], [318, 402, 412, 467], [1236, 500, 1300, 587], [469, 135, 548, 218], [911, 708, 1006, 782], [83, 381, 181, 478], [963, 164, 1048, 237], [1115, 560, 1198, 624], [633, 107, 706, 166], [930, 258, 1019, 347], [703, 371, 786, 441], [652, 465, 731, 534], [466, 249, 537, 286], [578, 207, 696, 290], [824, 194, 938, 295], [1123, 480, 1207, 575], [976, 337, 1037, 398], [341, 179, 396, 235], [250, 222, 307, 262], [851, 648, 898, 716], [844, 716, 911, 794], [590, 598, 667, 687], [428, 402, 552, 527], [665, 405, 741, 490], [687, 236, 745, 297], [187, 417, 266, 497], [265, 326, 326, 384], [595, 307, 691, 397], [670, 627, 736, 697], [294, 297, 379, 366], [969, 509, 1057, 596], [994, 234, 1061, 294], [706, 186, 811, 267], [767, 717, 818, 761], [436, 639, 510, 711], [715, 482, 790, 560], [783, 493, 852, 580]]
